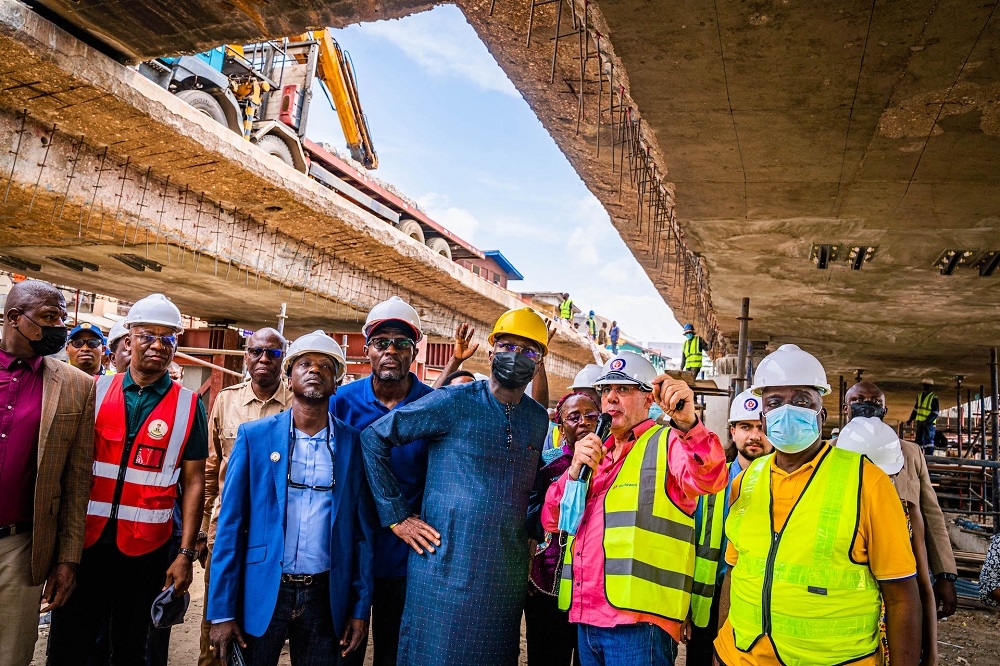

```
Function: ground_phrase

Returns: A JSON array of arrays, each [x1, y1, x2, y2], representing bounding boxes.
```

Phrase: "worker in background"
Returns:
[[586, 311, 598, 340], [65, 322, 106, 376], [524, 391, 600, 666], [440, 370, 476, 386], [48, 293, 208, 665], [682, 389, 772, 663], [198, 328, 291, 666], [168, 362, 184, 382], [331, 297, 434, 666], [361, 307, 551, 665], [682, 323, 707, 379], [543, 351, 727, 665], [843, 382, 958, 619], [838, 400, 938, 663], [715, 344, 921, 666], [208, 331, 375, 664], [609, 320, 620, 354], [0, 280, 95, 666], [559, 292, 574, 320], [106, 319, 130, 374], [907, 378, 939, 454], [597, 322, 608, 347]]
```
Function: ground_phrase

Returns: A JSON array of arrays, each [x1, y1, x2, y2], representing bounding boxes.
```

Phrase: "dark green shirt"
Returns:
[[122, 369, 208, 460]]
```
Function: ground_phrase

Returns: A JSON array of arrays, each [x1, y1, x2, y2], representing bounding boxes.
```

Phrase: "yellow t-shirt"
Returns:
[[714, 444, 916, 666]]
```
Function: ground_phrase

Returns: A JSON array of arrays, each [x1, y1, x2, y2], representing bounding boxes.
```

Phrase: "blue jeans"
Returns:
[[577, 623, 677, 666], [246, 577, 339, 666]]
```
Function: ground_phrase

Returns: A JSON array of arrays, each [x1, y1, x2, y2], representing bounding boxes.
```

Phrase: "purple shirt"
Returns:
[[0, 349, 44, 525]]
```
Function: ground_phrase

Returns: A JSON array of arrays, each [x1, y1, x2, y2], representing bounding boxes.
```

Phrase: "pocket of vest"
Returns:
[[134, 444, 167, 470]]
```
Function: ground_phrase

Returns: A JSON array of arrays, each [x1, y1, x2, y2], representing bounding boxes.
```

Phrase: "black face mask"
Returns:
[[15, 313, 68, 357], [491, 352, 536, 389], [850, 401, 886, 420]]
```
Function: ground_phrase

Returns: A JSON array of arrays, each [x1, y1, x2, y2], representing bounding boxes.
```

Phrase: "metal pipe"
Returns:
[[981, 385, 987, 457], [735, 298, 750, 394], [967, 388, 973, 450], [956, 375, 964, 453], [277, 302, 287, 335], [991, 348, 999, 532], [174, 350, 244, 378], [838, 375, 845, 430]]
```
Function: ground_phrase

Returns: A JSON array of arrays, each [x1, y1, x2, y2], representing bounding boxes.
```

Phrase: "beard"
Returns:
[[738, 440, 768, 460], [302, 388, 325, 400], [376, 367, 406, 382]]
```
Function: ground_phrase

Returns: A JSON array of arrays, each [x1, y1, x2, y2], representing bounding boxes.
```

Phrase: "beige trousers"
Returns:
[[0, 533, 44, 666]]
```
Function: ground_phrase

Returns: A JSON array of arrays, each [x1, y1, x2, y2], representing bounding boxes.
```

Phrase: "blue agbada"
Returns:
[[361, 380, 548, 666]]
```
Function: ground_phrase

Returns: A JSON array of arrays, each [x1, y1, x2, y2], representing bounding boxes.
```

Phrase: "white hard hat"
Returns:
[[363, 296, 422, 342], [836, 416, 904, 475], [751, 344, 831, 396], [570, 364, 603, 390], [729, 389, 763, 423], [107, 319, 128, 348], [124, 293, 184, 332], [283, 330, 347, 382], [593, 352, 656, 391]]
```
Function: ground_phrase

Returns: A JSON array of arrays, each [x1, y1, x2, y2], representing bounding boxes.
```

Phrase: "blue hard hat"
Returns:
[[68, 322, 107, 345], [683, 323, 695, 332], [589, 310, 595, 316]]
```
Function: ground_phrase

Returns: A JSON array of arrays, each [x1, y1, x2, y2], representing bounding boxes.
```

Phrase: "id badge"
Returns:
[[134, 444, 167, 470]]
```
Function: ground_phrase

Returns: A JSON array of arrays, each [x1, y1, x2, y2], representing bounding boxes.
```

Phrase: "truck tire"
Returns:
[[175, 89, 228, 127], [398, 219, 425, 244], [426, 237, 452, 261], [254, 135, 296, 168]]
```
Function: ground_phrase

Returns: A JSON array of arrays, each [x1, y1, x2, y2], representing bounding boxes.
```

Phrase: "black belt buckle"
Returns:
[[281, 573, 315, 585], [0, 522, 32, 539]]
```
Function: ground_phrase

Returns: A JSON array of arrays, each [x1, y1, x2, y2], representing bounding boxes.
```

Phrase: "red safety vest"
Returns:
[[83, 373, 197, 556]]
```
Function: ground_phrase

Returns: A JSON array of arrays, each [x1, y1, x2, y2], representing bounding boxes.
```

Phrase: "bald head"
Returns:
[[844, 381, 887, 421], [5, 280, 64, 314], [249, 327, 285, 349]]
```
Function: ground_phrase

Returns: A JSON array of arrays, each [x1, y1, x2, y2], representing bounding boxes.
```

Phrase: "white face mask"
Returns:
[[765, 404, 821, 454]]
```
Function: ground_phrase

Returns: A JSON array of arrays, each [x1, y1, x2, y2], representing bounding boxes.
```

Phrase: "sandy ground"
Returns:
[[33, 565, 998, 664]]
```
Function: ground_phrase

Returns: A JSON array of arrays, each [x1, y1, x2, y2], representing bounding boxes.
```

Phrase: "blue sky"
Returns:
[[308, 6, 683, 344]]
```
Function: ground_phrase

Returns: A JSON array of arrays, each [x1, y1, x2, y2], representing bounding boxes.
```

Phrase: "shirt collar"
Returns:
[[240, 379, 292, 407], [122, 368, 173, 395], [770, 442, 830, 477], [0, 348, 44, 372], [364, 372, 424, 408], [609, 418, 655, 450]]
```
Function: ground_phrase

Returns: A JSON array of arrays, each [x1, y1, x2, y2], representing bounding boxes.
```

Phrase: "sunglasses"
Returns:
[[133, 333, 177, 348], [494, 341, 543, 361], [247, 347, 284, 360], [369, 338, 415, 351], [69, 338, 103, 349]]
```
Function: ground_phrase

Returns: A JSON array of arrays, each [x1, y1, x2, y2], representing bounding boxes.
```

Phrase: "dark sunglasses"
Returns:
[[247, 347, 284, 360], [133, 333, 177, 348], [69, 338, 103, 349], [369, 338, 415, 351]]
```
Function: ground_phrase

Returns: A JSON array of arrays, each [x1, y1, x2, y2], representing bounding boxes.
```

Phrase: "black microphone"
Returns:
[[579, 413, 613, 483]]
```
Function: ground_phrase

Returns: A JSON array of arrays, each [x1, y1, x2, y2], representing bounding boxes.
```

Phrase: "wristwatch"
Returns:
[[938, 572, 958, 582], [178, 547, 198, 561]]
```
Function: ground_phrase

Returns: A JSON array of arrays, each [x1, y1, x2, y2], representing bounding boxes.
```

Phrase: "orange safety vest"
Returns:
[[83, 374, 197, 556]]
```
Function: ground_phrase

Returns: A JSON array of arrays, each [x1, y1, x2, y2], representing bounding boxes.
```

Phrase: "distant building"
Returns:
[[455, 250, 523, 289]]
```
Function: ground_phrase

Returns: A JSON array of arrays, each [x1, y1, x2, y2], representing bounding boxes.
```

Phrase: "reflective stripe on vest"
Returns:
[[690, 488, 726, 628], [916, 391, 936, 423], [683, 337, 703, 369], [557, 425, 696, 620], [84, 374, 196, 556], [560, 299, 573, 318], [726, 447, 881, 665]]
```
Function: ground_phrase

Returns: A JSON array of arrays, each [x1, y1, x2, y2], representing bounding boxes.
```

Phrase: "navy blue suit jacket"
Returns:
[[207, 408, 376, 637]]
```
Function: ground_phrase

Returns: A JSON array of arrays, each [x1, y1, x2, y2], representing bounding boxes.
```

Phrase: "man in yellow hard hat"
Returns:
[[361, 307, 551, 666]]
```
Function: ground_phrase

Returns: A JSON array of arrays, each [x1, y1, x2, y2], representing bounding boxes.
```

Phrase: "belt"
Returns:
[[0, 522, 32, 539], [280, 571, 329, 586]]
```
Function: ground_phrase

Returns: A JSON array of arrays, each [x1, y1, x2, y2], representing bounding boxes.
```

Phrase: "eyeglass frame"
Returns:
[[131, 332, 178, 348], [68, 338, 104, 349], [493, 341, 543, 361], [562, 410, 601, 425], [247, 346, 284, 360], [286, 421, 335, 492], [367, 337, 416, 352], [595, 384, 653, 397]]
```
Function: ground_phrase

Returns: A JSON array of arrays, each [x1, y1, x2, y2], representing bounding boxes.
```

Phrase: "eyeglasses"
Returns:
[[69, 338, 103, 349], [563, 411, 600, 425], [133, 333, 177, 348], [494, 341, 543, 361], [369, 338, 415, 351], [247, 347, 284, 360], [287, 428, 335, 492], [597, 385, 642, 397]]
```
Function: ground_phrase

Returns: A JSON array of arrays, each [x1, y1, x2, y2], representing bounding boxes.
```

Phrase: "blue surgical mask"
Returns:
[[684, 333, 694, 339], [764, 404, 820, 454], [558, 479, 588, 535]]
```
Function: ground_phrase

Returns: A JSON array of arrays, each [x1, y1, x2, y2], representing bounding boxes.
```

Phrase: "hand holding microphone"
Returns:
[[572, 413, 612, 483]]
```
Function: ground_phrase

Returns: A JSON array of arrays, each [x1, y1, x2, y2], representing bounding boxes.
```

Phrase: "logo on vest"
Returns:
[[147, 419, 169, 440], [610, 358, 626, 371]]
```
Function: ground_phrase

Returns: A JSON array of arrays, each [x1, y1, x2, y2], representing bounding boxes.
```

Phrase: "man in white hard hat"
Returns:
[[197, 328, 291, 666], [542, 351, 727, 665], [106, 319, 130, 374], [843, 382, 958, 620], [715, 344, 921, 666], [49, 293, 208, 665], [683, 389, 773, 662], [208, 331, 375, 665], [331, 297, 435, 666]]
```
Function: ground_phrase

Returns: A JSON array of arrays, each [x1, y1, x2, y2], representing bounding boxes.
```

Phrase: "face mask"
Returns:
[[15, 314, 67, 357], [850, 401, 886, 420], [558, 479, 587, 535], [765, 404, 821, 454], [684, 333, 694, 339], [491, 352, 536, 389]]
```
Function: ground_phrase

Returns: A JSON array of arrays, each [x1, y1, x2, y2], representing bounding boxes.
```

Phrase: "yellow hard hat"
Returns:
[[488, 308, 548, 356]]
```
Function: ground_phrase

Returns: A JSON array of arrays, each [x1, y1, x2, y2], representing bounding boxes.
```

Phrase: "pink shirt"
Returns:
[[542, 418, 726, 640], [0, 349, 44, 525]]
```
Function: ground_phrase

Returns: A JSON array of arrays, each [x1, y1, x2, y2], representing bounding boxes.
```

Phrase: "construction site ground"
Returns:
[[31, 564, 1000, 664]]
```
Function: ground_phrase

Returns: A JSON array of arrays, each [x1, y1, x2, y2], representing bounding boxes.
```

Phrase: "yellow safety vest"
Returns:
[[726, 447, 881, 665], [915, 391, 937, 423], [557, 425, 696, 621], [559, 299, 573, 319], [683, 337, 703, 370], [690, 485, 726, 628]]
